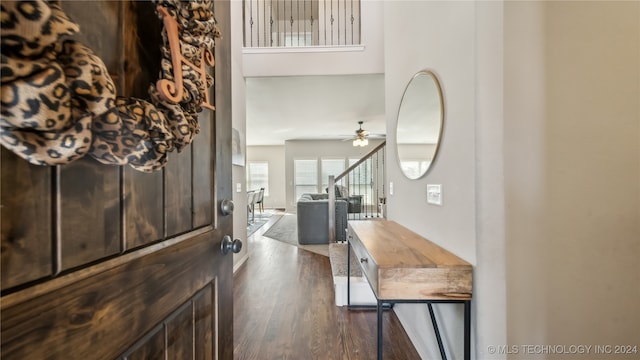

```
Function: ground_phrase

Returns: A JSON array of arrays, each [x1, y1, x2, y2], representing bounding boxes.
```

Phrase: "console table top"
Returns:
[[348, 220, 472, 300], [348, 220, 472, 269]]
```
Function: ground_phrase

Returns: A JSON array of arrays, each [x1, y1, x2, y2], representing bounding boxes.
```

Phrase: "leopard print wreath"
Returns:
[[0, 0, 220, 172]]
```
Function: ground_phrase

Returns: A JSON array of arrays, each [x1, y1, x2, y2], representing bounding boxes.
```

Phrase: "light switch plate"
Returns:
[[389, 181, 394, 195], [236, 183, 242, 193], [427, 184, 442, 205]]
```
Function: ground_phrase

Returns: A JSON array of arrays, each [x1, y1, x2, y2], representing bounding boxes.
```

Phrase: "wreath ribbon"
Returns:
[[0, 0, 220, 172]]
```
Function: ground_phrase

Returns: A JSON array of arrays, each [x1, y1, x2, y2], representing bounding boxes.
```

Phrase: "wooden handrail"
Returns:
[[328, 141, 386, 242], [335, 141, 386, 182]]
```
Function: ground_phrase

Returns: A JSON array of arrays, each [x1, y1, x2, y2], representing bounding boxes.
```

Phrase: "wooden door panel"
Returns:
[[59, 159, 121, 271], [63, 2, 121, 72], [122, 284, 216, 360], [125, 324, 165, 360], [165, 302, 194, 360], [1, 150, 53, 290], [194, 285, 215, 360], [166, 300, 195, 359], [212, 1, 234, 358], [124, 169, 164, 250], [192, 111, 214, 228], [166, 149, 193, 236], [1, 230, 217, 360], [1, 1, 232, 358]]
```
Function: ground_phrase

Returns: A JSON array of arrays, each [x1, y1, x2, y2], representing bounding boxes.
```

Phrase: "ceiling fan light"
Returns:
[[353, 138, 368, 147]]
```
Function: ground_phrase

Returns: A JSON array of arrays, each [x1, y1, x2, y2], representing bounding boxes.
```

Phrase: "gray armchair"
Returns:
[[328, 185, 362, 213], [297, 194, 348, 244]]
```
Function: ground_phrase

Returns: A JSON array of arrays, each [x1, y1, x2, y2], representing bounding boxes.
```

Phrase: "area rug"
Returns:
[[247, 209, 275, 222], [328, 243, 362, 277], [262, 213, 329, 257], [247, 219, 268, 236], [246, 209, 275, 236]]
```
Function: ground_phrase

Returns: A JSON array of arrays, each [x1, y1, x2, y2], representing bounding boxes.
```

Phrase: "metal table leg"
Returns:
[[428, 303, 447, 360], [464, 300, 471, 360], [377, 300, 383, 360], [347, 239, 471, 360], [347, 242, 351, 306]]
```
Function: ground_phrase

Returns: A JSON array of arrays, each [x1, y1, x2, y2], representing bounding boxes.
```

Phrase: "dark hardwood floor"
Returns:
[[233, 212, 421, 359]]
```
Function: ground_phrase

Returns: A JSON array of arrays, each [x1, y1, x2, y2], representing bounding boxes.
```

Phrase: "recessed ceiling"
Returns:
[[245, 74, 386, 146]]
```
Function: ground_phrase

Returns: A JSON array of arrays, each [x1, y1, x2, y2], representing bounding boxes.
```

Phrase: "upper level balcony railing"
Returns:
[[243, 0, 361, 48]]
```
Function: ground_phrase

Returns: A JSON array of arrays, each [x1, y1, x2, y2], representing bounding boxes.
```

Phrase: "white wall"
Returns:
[[475, 1, 506, 358], [246, 145, 287, 209], [231, 0, 249, 271], [505, 1, 640, 358], [386, 1, 640, 360], [384, 2, 478, 359]]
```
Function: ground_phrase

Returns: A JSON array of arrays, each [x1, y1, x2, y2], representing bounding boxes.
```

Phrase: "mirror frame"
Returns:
[[395, 69, 445, 180]]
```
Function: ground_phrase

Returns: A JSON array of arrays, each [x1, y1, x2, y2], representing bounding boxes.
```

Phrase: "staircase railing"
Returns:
[[243, 0, 361, 48], [328, 141, 386, 242]]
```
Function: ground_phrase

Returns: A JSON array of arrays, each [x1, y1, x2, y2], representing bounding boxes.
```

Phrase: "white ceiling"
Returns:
[[245, 74, 386, 146]]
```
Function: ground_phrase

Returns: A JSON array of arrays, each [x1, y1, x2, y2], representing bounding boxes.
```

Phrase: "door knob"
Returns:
[[220, 199, 234, 215], [221, 235, 242, 255]]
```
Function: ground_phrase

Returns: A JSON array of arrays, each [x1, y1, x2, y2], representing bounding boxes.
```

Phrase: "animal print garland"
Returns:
[[0, 0, 220, 172]]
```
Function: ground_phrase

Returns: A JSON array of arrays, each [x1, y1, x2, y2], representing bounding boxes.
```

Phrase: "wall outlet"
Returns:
[[427, 184, 442, 205], [389, 181, 394, 195], [236, 183, 242, 192]]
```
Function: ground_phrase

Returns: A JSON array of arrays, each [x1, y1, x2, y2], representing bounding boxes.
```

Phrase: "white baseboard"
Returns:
[[233, 253, 250, 273], [333, 275, 377, 306]]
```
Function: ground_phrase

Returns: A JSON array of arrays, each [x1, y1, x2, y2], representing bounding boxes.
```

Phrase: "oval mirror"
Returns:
[[395, 70, 444, 180]]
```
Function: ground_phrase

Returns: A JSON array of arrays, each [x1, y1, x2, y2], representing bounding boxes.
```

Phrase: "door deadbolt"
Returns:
[[220, 199, 234, 215]]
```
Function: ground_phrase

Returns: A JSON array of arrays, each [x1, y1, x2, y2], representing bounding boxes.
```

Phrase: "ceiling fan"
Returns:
[[348, 121, 385, 147]]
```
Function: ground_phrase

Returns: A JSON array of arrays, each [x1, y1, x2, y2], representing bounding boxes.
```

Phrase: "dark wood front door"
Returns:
[[0, 1, 233, 358]]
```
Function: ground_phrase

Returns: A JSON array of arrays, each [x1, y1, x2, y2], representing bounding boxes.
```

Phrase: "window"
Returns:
[[348, 158, 369, 186], [321, 158, 346, 191], [247, 161, 269, 195], [282, 32, 312, 47], [294, 159, 318, 200], [399, 160, 431, 180], [349, 158, 384, 205]]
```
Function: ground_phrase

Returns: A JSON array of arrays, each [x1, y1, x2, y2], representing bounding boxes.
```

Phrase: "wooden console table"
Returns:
[[346, 220, 473, 360]]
